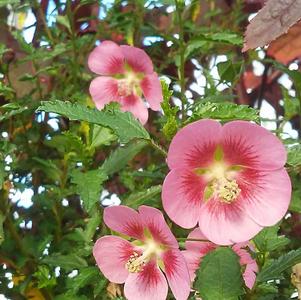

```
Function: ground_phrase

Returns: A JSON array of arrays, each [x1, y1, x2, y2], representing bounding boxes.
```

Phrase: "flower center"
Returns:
[[213, 178, 241, 203], [197, 160, 242, 204], [117, 72, 140, 97], [125, 239, 162, 273]]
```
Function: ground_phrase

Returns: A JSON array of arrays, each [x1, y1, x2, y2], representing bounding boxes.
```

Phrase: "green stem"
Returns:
[[149, 139, 167, 157], [175, 0, 186, 122]]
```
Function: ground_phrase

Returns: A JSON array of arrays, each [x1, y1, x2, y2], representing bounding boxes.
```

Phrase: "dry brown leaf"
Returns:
[[243, 0, 301, 52], [267, 20, 301, 64]]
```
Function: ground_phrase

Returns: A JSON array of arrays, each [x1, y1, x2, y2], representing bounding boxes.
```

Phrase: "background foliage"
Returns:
[[1, 0, 301, 299]]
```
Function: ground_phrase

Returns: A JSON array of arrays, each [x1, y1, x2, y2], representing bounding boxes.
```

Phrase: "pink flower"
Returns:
[[88, 40, 163, 124], [93, 205, 191, 300], [162, 119, 291, 245], [182, 228, 258, 290]]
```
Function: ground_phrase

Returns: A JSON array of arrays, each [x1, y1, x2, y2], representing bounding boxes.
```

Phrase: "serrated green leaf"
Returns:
[[253, 225, 290, 252], [206, 32, 243, 45], [84, 210, 101, 242], [195, 247, 244, 300], [188, 102, 259, 123], [37, 101, 150, 143], [71, 169, 107, 212], [101, 139, 147, 176], [42, 253, 88, 271], [33, 265, 56, 289], [124, 185, 162, 208], [56, 15, 71, 33], [257, 249, 301, 283]]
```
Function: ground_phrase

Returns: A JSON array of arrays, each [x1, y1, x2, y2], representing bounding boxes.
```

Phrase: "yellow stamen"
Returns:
[[213, 178, 241, 203]]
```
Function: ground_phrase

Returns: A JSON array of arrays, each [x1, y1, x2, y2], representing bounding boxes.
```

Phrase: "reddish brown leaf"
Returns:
[[243, 0, 301, 52], [267, 20, 301, 64]]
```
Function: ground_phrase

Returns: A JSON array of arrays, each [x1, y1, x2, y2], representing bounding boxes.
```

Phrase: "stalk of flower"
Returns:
[[162, 119, 292, 245], [93, 205, 191, 300], [182, 228, 258, 290], [88, 40, 163, 124]]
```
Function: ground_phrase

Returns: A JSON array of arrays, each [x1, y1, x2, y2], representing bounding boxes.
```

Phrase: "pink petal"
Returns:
[[182, 250, 201, 282], [221, 121, 287, 170], [124, 260, 168, 300], [140, 73, 163, 110], [238, 168, 291, 226], [88, 41, 125, 75], [167, 119, 222, 170], [104, 205, 144, 240], [162, 168, 204, 229], [185, 228, 216, 254], [120, 94, 149, 125], [161, 249, 191, 300], [121, 45, 154, 74], [93, 236, 133, 283], [138, 206, 178, 248], [232, 245, 258, 288], [243, 261, 258, 289], [89, 76, 119, 109], [198, 197, 263, 245]]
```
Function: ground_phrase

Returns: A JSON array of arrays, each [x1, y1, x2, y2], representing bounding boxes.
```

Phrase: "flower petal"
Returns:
[[232, 245, 258, 289], [140, 73, 163, 110], [221, 121, 287, 170], [121, 45, 154, 74], [162, 168, 204, 229], [161, 249, 191, 300], [89, 76, 119, 109], [243, 261, 258, 289], [120, 94, 149, 125], [104, 205, 144, 240], [93, 236, 133, 283], [198, 197, 263, 245], [138, 206, 178, 248], [124, 260, 168, 300], [185, 228, 216, 254], [167, 119, 222, 169], [182, 250, 201, 282], [238, 168, 291, 226], [88, 41, 125, 75]]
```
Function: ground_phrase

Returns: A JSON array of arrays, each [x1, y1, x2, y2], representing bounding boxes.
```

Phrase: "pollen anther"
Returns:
[[125, 252, 145, 273], [214, 179, 241, 203]]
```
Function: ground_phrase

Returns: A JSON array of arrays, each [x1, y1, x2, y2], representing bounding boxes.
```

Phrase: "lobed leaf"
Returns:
[[37, 101, 150, 143]]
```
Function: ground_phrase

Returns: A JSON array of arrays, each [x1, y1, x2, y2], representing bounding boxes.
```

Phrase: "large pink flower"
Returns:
[[162, 119, 291, 245], [88, 41, 163, 124], [93, 205, 190, 300], [182, 228, 258, 289]]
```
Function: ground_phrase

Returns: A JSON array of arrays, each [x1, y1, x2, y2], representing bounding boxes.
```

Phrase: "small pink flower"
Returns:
[[182, 228, 258, 289], [162, 119, 291, 245], [93, 205, 190, 300], [88, 40, 163, 124]]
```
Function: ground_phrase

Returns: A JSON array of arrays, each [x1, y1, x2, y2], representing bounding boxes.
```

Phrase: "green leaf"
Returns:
[[71, 169, 108, 212], [37, 101, 150, 143], [84, 210, 101, 242], [287, 144, 301, 166], [56, 15, 71, 33], [33, 265, 56, 289], [257, 249, 301, 283], [206, 32, 243, 45], [195, 247, 244, 300], [124, 185, 162, 208], [188, 102, 259, 123], [90, 125, 117, 148], [42, 253, 88, 271], [217, 61, 241, 83], [160, 80, 178, 140], [253, 225, 290, 252], [282, 87, 300, 119], [101, 139, 147, 176], [0, 212, 5, 245], [67, 267, 100, 293], [0, 160, 5, 188]]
